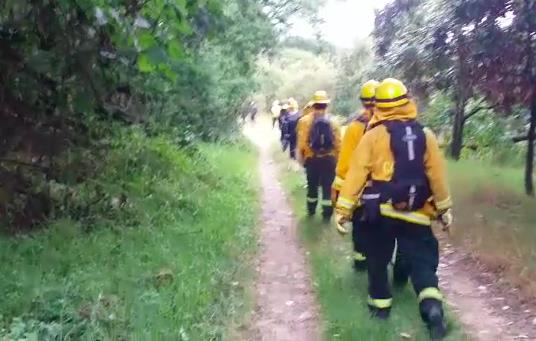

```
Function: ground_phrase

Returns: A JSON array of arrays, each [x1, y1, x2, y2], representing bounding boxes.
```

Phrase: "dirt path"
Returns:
[[438, 240, 536, 340], [241, 117, 536, 341], [242, 119, 320, 341]]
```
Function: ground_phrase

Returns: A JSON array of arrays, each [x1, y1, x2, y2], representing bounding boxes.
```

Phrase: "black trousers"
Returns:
[[305, 156, 335, 217], [366, 217, 441, 316], [352, 208, 368, 260], [288, 136, 297, 159], [352, 210, 408, 276]]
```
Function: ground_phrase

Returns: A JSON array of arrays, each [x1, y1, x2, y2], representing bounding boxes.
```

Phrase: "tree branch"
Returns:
[[463, 105, 496, 123], [0, 159, 49, 171], [513, 135, 529, 143]]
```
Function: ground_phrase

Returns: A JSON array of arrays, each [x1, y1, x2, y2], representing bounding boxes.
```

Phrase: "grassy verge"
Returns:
[[0, 132, 260, 340], [448, 160, 536, 296], [273, 151, 465, 341]]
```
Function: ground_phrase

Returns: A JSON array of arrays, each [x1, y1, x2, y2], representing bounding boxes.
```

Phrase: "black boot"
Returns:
[[353, 252, 367, 272], [368, 305, 391, 320], [321, 206, 333, 222], [353, 260, 367, 272], [307, 201, 317, 216], [420, 299, 447, 340]]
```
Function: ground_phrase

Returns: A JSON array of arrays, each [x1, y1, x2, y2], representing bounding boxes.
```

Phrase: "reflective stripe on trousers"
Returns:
[[367, 296, 392, 309], [418, 287, 443, 302], [354, 251, 366, 261]]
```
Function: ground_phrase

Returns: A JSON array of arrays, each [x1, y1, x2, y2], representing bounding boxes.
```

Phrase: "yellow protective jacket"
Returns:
[[333, 109, 373, 191], [336, 101, 452, 226], [297, 112, 341, 161]]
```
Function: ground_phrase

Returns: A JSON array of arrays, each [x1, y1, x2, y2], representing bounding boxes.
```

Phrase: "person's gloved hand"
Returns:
[[297, 154, 305, 167], [439, 208, 453, 233], [335, 212, 351, 235], [331, 188, 339, 205]]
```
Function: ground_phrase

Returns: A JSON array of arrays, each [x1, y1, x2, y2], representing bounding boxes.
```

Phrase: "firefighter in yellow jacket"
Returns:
[[332, 80, 378, 270], [297, 91, 341, 219], [336, 79, 453, 339]]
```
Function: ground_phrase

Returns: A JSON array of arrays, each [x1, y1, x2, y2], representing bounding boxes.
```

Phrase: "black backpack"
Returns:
[[286, 112, 301, 138], [309, 116, 334, 155], [383, 120, 431, 211]]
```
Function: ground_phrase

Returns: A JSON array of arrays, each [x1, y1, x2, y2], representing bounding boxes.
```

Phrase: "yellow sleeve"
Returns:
[[332, 122, 342, 159], [297, 117, 308, 159], [334, 122, 366, 189], [424, 128, 452, 211], [336, 132, 373, 212]]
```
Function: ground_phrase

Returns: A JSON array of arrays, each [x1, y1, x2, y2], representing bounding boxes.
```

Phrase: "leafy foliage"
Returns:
[[0, 0, 321, 229], [372, 0, 536, 194], [256, 47, 337, 109]]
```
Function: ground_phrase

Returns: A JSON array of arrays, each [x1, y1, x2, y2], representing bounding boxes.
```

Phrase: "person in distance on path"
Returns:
[[285, 98, 301, 160], [336, 78, 453, 340]]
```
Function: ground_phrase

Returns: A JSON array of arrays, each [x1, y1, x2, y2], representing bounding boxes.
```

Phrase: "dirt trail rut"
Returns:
[[242, 120, 320, 341], [439, 240, 536, 340]]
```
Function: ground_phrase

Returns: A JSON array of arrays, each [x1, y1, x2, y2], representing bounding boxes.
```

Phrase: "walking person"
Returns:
[[297, 91, 341, 220], [286, 98, 301, 160], [336, 78, 453, 340], [332, 80, 379, 270]]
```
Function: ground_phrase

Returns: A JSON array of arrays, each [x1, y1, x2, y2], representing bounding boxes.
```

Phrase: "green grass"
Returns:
[[0, 135, 260, 340], [448, 159, 536, 296], [273, 151, 466, 341]]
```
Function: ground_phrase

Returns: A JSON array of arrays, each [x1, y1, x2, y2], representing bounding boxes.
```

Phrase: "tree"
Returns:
[[373, 0, 496, 160], [332, 40, 374, 116], [446, 0, 536, 195], [0, 0, 325, 229], [257, 47, 337, 108]]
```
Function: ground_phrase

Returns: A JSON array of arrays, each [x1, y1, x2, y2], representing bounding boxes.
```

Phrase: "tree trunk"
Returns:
[[523, 0, 535, 196], [525, 99, 536, 196], [450, 97, 466, 160]]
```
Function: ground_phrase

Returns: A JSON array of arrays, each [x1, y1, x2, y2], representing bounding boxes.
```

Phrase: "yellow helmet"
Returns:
[[311, 90, 330, 105], [375, 78, 409, 109], [360, 80, 380, 104]]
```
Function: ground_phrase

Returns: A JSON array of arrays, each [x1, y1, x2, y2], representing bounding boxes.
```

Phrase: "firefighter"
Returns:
[[297, 91, 341, 220], [286, 98, 301, 160], [335, 78, 453, 340], [331, 80, 379, 270], [333, 81, 410, 280]]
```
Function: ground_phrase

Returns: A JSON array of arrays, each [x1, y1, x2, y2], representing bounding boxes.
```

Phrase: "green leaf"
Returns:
[[138, 32, 157, 49], [146, 47, 168, 65], [177, 20, 193, 35], [138, 54, 155, 73], [159, 64, 178, 81], [167, 41, 184, 59]]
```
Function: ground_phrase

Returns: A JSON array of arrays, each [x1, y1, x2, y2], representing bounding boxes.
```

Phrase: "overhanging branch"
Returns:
[[513, 135, 529, 143], [463, 105, 496, 123]]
